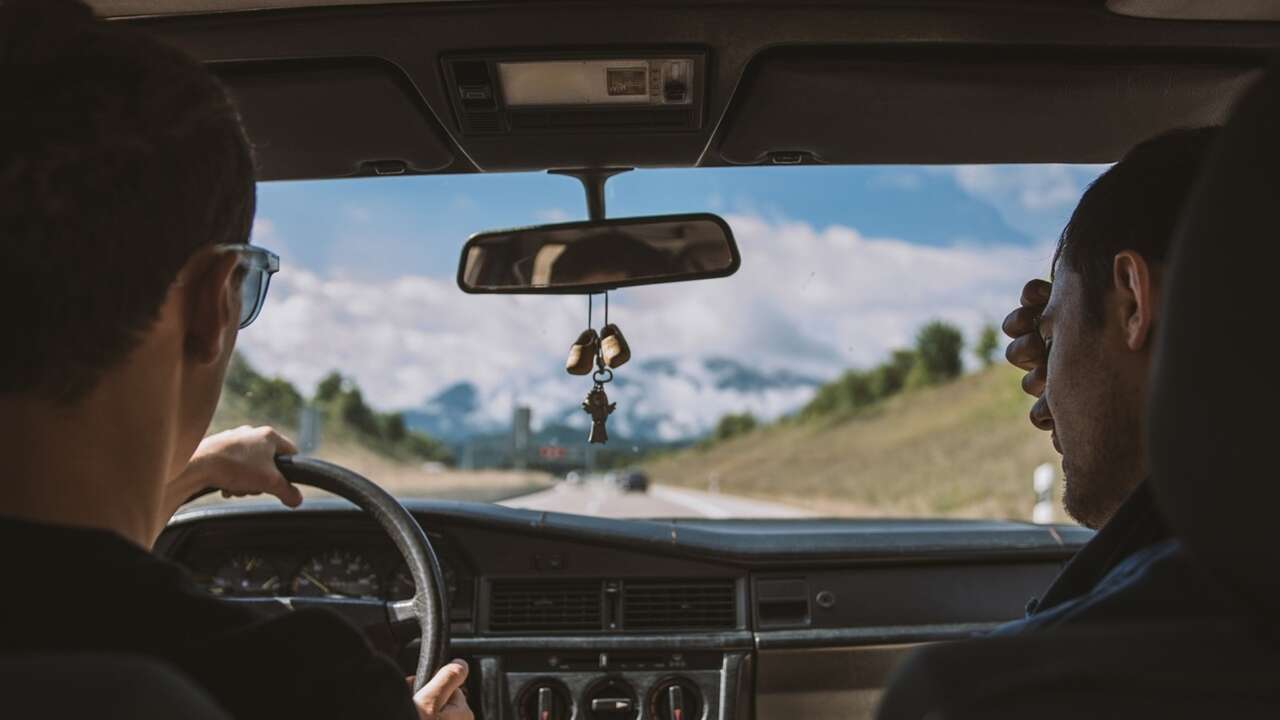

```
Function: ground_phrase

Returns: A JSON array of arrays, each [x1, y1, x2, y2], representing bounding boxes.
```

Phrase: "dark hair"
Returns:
[[1053, 127, 1218, 325], [0, 0, 256, 401]]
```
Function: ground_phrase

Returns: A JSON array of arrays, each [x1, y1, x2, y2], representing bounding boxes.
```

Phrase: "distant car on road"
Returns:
[[616, 470, 649, 493]]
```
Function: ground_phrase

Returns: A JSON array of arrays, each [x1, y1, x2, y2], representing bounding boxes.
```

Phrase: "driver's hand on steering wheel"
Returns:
[[185, 425, 304, 505], [158, 426, 304, 542], [411, 659, 473, 720]]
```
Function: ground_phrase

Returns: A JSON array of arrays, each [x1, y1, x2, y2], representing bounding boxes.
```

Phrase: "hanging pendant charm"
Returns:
[[582, 380, 616, 445]]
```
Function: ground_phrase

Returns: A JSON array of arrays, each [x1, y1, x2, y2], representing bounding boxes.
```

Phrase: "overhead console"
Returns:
[[714, 46, 1263, 165], [444, 52, 705, 136], [442, 51, 709, 170]]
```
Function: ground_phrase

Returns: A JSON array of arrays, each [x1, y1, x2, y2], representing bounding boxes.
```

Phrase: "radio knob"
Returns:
[[650, 678, 702, 720], [518, 680, 571, 720]]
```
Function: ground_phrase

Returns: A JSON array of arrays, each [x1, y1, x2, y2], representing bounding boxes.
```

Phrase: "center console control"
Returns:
[[503, 651, 724, 720]]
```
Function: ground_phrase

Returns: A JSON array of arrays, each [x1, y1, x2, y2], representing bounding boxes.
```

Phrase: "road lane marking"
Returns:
[[648, 485, 733, 518]]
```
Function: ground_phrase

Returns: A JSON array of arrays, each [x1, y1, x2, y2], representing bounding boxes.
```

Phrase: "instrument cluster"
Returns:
[[189, 545, 464, 605]]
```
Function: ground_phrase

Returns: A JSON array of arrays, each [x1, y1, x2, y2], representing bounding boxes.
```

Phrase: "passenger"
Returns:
[[0, 2, 471, 718], [997, 127, 1235, 631]]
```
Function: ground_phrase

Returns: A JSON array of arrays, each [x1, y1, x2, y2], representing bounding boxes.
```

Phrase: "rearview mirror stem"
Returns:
[[548, 167, 634, 221]]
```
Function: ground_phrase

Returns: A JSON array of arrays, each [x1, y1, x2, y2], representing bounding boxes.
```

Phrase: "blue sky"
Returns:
[[254, 165, 1101, 282], [240, 163, 1106, 429]]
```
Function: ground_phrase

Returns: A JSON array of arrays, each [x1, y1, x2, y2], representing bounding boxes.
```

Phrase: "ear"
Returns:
[[1111, 250, 1158, 352], [182, 248, 241, 365]]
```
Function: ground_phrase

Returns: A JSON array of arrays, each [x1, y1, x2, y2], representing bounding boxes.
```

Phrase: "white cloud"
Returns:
[[947, 165, 1110, 241], [249, 217, 285, 253], [535, 208, 572, 223], [236, 214, 1051, 433], [342, 205, 372, 223], [951, 165, 1082, 211], [869, 170, 925, 191]]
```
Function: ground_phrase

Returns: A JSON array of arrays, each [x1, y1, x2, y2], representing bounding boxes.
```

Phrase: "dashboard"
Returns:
[[159, 499, 1090, 720]]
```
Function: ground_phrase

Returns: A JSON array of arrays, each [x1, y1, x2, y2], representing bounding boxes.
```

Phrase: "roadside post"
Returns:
[[298, 404, 321, 453], [512, 405, 532, 471], [1032, 463, 1055, 524]]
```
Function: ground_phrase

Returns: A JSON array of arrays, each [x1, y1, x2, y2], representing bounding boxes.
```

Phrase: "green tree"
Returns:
[[712, 412, 758, 441], [337, 387, 380, 437], [380, 413, 408, 444], [801, 383, 840, 418], [406, 431, 452, 463], [314, 372, 344, 403], [868, 349, 916, 399], [975, 323, 1000, 367], [224, 352, 256, 398], [913, 320, 965, 384], [253, 378, 304, 426], [221, 352, 304, 426]]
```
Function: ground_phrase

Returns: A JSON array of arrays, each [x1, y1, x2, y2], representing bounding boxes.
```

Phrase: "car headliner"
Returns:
[[95, 1, 1280, 181]]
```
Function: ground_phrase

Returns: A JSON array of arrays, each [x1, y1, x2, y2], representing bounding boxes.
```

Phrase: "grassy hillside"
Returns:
[[643, 364, 1068, 521]]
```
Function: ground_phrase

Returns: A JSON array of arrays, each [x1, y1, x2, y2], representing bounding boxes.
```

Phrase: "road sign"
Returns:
[[539, 445, 567, 460]]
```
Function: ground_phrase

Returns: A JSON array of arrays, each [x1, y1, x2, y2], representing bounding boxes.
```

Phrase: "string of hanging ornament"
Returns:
[[569, 290, 630, 444], [553, 168, 634, 445]]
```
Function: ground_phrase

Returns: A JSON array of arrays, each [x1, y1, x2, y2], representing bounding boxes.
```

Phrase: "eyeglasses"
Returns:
[[220, 244, 279, 329]]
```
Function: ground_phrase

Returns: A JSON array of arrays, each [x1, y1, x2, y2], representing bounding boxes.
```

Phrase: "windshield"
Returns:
[[210, 164, 1106, 521]]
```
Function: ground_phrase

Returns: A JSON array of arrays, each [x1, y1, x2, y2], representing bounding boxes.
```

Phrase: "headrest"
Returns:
[[1148, 67, 1280, 617]]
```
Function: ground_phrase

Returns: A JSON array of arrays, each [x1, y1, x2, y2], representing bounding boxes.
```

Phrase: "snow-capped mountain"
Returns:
[[402, 356, 824, 444]]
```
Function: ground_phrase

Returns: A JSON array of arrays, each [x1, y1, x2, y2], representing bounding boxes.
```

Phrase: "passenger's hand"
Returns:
[[411, 660, 473, 720], [1002, 279, 1051, 398]]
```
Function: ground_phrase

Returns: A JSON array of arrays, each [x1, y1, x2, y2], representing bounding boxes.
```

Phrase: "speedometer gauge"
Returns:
[[291, 550, 380, 599], [388, 563, 459, 601], [210, 555, 282, 597]]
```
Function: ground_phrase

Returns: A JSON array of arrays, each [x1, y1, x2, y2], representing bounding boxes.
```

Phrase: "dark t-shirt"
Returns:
[[0, 516, 417, 720], [995, 480, 1240, 634]]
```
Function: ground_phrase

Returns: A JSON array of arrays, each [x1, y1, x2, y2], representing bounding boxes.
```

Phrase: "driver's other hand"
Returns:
[[1002, 279, 1051, 398], [186, 425, 302, 507], [411, 660, 473, 720]]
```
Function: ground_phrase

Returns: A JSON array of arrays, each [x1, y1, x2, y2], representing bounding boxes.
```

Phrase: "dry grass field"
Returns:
[[642, 364, 1070, 522]]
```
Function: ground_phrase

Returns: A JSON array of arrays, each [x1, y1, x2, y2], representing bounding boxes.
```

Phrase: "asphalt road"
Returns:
[[500, 480, 812, 519]]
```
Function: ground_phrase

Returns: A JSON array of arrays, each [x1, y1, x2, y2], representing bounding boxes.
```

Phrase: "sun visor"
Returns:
[[715, 48, 1263, 165], [214, 59, 455, 181]]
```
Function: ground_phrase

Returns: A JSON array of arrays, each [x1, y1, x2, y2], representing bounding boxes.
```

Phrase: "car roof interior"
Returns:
[[18, 4, 1280, 719], [91, 0, 1280, 181]]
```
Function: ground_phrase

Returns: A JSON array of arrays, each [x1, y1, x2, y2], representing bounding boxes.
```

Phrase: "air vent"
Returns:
[[489, 580, 602, 632], [622, 580, 738, 630], [466, 112, 503, 133]]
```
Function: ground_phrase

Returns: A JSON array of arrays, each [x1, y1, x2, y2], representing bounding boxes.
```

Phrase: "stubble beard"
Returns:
[[1061, 378, 1146, 530]]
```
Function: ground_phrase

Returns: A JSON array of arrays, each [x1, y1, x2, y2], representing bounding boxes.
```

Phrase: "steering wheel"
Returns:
[[189, 456, 448, 691]]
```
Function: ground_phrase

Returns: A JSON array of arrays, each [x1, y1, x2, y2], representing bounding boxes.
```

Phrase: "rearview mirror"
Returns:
[[457, 213, 740, 294]]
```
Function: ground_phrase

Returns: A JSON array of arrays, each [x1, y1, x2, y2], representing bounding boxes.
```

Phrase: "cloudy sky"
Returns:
[[237, 163, 1106, 427]]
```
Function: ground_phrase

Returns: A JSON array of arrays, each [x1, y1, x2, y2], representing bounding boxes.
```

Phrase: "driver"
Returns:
[[0, 2, 472, 719]]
